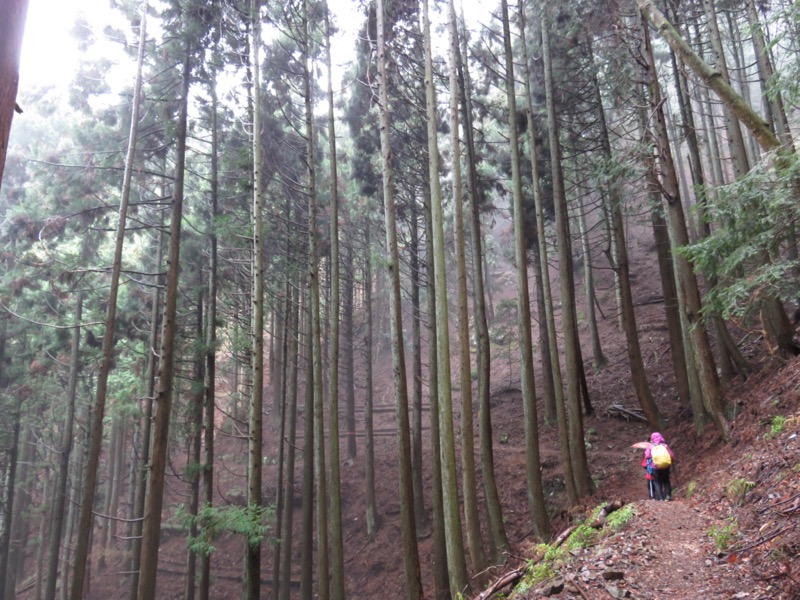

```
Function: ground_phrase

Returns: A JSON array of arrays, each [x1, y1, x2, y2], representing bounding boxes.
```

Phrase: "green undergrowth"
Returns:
[[509, 503, 636, 598]]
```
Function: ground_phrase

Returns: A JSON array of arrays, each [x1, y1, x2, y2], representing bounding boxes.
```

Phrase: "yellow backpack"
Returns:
[[651, 444, 672, 469]]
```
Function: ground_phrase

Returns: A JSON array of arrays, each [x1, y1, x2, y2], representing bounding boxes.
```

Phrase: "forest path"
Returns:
[[548, 490, 771, 599]]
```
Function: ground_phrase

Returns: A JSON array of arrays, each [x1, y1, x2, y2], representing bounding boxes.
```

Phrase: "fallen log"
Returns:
[[589, 500, 626, 528], [607, 403, 646, 422], [476, 566, 526, 600]]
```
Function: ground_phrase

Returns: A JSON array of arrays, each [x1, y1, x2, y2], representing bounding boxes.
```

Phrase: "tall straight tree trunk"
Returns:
[[422, 0, 470, 591], [198, 46, 220, 600], [519, 2, 576, 504], [136, 26, 192, 599], [424, 180, 452, 600], [343, 242, 357, 461], [724, 12, 761, 165], [745, 0, 792, 146], [302, 3, 329, 597], [376, 0, 423, 595], [184, 289, 205, 600], [502, 0, 552, 531], [129, 209, 164, 600], [0, 397, 22, 600], [589, 54, 662, 429], [245, 2, 265, 597], [409, 205, 425, 532], [69, 3, 148, 591], [279, 284, 300, 600], [575, 186, 606, 370], [363, 221, 378, 543], [638, 8, 730, 439], [299, 293, 315, 600], [323, 6, 345, 599], [5, 423, 34, 599], [541, 11, 593, 499], [447, 0, 485, 574], [667, 9, 750, 382], [44, 285, 85, 600], [457, 7, 509, 560]]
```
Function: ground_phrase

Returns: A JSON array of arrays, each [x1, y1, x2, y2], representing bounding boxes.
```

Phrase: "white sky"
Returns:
[[18, 0, 494, 102]]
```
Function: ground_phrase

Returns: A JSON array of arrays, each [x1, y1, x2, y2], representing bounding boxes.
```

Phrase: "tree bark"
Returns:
[[70, 1, 149, 591], [447, 0, 485, 574], [245, 2, 266, 597], [458, 6, 509, 560], [638, 8, 730, 439], [0, 0, 29, 195], [541, 11, 593, 499], [323, 6, 345, 598], [635, 0, 779, 153], [503, 0, 552, 532], [376, 0, 424, 594], [520, 1, 576, 505]]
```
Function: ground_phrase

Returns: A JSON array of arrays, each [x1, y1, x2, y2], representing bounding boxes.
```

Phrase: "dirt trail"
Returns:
[[550, 495, 772, 600]]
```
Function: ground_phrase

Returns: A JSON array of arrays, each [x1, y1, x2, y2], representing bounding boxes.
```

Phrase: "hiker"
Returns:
[[644, 432, 674, 501], [641, 454, 656, 499]]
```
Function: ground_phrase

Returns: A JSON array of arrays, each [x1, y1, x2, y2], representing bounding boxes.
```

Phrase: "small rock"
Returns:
[[602, 570, 625, 581], [732, 593, 749, 599], [605, 585, 630, 598], [705, 559, 713, 567]]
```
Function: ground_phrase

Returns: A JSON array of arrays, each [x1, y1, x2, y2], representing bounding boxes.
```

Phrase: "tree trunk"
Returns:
[[5, 421, 34, 599], [299, 295, 314, 600], [244, 2, 265, 597], [302, 2, 330, 596], [44, 288, 84, 600], [279, 284, 300, 600], [343, 243, 357, 461], [575, 185, 607, 370], [198, 45, 220, 600], [422, 0, 470, 591], [184, 289, 205, 600], [376, 0, 423, 594], [0, 398, 23, 600], [519, 2, 576, 505], [409, 204, 425, 532], [638, 8, 730, 440], [504, 0, 553, 531], [136, 24, 192, 599], [0, 0, 29, 194], [323, 6, 345, 598], [458, 6, 508, 560], [589, 50, 662, 429], [70, 1, 148, 591], [635, 0, 779, 153], [128, 208, 164, 600], [541, 11, 593, 499], [745, 0, 792, 146], [363, 222, 378, 544], [447, 0, 485, 574], [424, 177, 452, 600]]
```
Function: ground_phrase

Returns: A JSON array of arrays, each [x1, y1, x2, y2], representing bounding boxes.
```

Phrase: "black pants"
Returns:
[[653, 468, 672, 500]]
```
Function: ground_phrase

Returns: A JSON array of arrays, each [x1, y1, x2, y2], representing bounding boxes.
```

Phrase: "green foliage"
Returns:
[[726, 478, 756, 505], [764, 415, 787, 439], [177, 502, 275, 557], [606, 505, 635, 531], [563, 523, 597, 551], [708, 518, 738, 551], [684, 481, 698, 499], [680, 154, 800, 324]]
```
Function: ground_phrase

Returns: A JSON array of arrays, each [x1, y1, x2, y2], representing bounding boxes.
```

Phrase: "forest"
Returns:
[[0, 0, 799, 598]]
